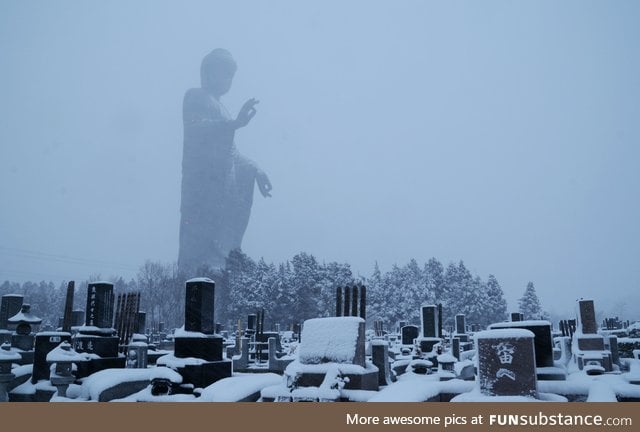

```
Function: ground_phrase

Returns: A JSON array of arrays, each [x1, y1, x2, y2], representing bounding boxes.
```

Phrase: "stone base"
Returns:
[[76, 357, 126, 378], [74, 335, 119, 358], [97, 380, 149, 402], [577, 352, 612, 372], [418, 337, 441, 353], [578, 336, 605, 351], [537, 367, 566, 381], [34, 388, 56, 402], [0, 330, 11, 345], [177, 359, 232, 389], [294, 370, 379, 391], [9, 392, 34, 402], [11, 334, 34, 351], [17, 350, 34, 365], [175, 336, 223, 362]]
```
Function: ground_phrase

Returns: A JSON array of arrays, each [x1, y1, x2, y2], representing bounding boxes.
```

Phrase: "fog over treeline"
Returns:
[[1, 1, 639, 318], [0, 250, 555, 331]]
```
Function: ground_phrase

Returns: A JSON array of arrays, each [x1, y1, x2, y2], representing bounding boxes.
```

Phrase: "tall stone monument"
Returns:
[[178, 48, 272, 274]]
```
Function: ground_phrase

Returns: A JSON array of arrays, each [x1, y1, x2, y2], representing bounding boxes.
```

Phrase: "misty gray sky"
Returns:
[[1, 1, 639, 318]]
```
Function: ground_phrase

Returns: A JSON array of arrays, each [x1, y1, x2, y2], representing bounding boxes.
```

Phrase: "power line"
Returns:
[[0, 246, 139, 272]]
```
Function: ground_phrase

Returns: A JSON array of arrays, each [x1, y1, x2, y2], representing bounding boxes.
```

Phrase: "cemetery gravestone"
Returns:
[[401, 325, 419, 346], [476, 329, 538, 398]]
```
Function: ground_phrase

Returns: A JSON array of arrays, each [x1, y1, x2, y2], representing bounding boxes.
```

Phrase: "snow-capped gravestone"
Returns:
[[401, 325, 419, 345], [455, 314, 469, 342], [574, 299, 613, 373], [0, 294, 23, 331], [476, 329, 538, 398], [32, 332, 72, 383], [75, 282, 124, 376], [284, 317, 378, 391], [488, 319, 563, 380], [158, 278, 231, 389], [489, 320, 553, 368], [418, 305, 440, 353]]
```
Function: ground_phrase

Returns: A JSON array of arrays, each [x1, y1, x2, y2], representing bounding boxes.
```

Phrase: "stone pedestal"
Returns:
[[175, 336, 223, 361], [418, 337, 441, 353]]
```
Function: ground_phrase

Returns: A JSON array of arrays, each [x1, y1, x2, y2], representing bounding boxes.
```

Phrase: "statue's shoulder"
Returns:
[[184, 88, 209, 107], [183, 88, 223, 116]]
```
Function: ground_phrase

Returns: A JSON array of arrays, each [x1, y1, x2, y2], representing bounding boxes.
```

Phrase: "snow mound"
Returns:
[[298, 316, 363, 364]]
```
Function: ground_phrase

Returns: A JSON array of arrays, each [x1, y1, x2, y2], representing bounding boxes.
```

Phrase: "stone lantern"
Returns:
[[46, 341, 88, 398], [8, 304, 42, 352], [437, 353, 457, 381], [126, 337, 148, 369], [0, 342, 21, 402]]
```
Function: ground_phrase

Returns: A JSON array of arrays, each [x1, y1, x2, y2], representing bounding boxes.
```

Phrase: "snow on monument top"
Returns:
[[186, 277, 215, 284], [475, 328, 535, 340], [298, 316, 363, 364]]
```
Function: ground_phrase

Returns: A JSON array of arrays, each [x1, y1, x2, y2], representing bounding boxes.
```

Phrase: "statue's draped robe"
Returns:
[[178, 88, 258, 273]]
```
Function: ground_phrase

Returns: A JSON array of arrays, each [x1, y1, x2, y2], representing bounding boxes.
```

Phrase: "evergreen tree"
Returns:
[[485, 274, 508, 324], [366, 262, 386, 323], [291, 252, 322, 321], [518, 281, 542, 319], [424, 258, 444, 304]]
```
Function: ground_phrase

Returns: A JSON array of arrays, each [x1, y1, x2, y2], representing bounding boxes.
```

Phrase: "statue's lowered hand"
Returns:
[[234, 98, 259, 129], [257, 170, 272, 198]]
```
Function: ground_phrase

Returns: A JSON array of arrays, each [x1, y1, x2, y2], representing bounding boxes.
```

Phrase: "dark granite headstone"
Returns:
[[476, 329, 537, 398], [455, 314, 466, 334], [401, 325, 419, 345], [247, 314, 257, 332], [0, 294, 23, 330], [137, 312, 146, 334], [351, 285, 359, 317], [489, 321, 554, 368], [578, 300, 597, 334], [511, 312, 524, 322], [371, 342, 392, 386], [343, 286, 351, 317], [609, 335, 620, 365], [85, 282, 114, 329], [185, 278, 215, 334], [71, 310, 84, 327], [398, 321, 407, 332], [452, 337, 461, 361], [421, 305, 438, 338], [32, 332, 71, 383]]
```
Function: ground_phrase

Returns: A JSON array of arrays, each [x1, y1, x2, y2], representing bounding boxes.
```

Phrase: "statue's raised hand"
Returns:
[[234, 98, 259, 129], [256, 170, 272, 198]]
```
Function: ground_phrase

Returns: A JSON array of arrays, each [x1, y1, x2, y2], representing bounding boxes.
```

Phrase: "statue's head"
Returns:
[[200, 48, 237, 97]]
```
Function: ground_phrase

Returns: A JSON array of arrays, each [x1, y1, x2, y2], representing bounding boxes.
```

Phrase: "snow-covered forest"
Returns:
[[0, 250, 551, 333]]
